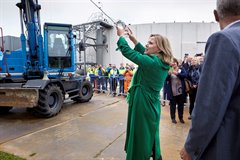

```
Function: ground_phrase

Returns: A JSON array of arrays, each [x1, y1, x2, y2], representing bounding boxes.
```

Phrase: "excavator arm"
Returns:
[[16, 0, 44, 79]]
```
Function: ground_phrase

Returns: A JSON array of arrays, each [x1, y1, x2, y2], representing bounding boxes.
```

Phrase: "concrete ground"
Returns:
[[0, 93, 190, 160]]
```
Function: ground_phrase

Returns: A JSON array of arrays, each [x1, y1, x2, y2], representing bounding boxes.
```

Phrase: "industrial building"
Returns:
[[0, 35, 21, 51]]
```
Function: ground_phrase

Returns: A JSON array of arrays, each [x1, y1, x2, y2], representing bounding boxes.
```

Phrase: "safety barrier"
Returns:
[[88, 75, 132, 97]]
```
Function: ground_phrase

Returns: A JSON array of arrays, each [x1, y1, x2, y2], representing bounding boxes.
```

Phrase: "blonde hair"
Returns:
[[191, 57, 200, 65], [150, 34, 173, 65]]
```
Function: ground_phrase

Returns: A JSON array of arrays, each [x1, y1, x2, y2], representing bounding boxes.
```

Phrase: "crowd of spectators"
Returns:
[[87, 53, 204, 123], [86, 63, 137, 97]]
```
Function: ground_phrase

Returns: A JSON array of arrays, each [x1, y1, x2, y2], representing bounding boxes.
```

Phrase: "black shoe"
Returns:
[[172, 119, 177, 124], [180, 119, 185, 123]]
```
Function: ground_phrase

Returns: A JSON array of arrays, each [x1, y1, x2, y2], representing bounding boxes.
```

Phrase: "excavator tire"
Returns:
[[72, 80, 93, 103], [30, 84, 63, 118]]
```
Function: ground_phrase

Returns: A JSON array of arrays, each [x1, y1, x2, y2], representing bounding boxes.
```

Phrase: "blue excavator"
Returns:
[[0, 0, 93, 117]]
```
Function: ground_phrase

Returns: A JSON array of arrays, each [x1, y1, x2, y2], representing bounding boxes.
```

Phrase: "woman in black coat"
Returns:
[[187, 57, 201, 119], [166, 58, 187, 123]]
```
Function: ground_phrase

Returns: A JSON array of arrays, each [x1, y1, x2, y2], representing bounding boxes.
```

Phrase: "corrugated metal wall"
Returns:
[[0, 36, 21, 51]]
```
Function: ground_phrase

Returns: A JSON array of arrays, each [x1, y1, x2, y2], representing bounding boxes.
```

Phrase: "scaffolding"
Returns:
[[73, 13, 112, 75]]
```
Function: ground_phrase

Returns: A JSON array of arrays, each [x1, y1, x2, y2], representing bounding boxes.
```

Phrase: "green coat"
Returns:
[[117, 37, 170, 160]]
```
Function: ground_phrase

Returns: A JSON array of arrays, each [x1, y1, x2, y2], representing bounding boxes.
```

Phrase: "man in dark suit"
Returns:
[[180, 0, 240, 159]]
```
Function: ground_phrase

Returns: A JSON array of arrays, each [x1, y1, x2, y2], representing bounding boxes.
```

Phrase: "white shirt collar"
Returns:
[[224, 19, 240, 30]]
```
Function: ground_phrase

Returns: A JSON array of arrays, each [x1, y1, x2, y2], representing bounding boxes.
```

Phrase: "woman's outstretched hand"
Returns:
[[125, 27, 138, 45], [116, 26, 138, 45], [116, 26, 125, 37]]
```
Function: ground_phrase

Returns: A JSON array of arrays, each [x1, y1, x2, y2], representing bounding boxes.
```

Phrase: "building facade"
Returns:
[[89, 22, 219, 67]]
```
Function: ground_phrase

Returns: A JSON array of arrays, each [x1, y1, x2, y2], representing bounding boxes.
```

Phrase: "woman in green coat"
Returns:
[[116, 27, 173, 160]]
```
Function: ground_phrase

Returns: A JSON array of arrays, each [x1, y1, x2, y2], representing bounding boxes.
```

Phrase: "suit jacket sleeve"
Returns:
[[184, 32, 240, 159]]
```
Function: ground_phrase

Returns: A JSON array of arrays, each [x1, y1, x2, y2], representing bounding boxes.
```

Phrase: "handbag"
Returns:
[[184, 79, 192, 93]]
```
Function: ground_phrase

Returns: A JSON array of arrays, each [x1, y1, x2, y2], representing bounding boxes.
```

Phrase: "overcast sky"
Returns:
[[0, 0, 217, 36]]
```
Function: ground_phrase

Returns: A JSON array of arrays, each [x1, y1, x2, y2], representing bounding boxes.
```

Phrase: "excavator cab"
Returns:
[[44, 23, 75, 78]]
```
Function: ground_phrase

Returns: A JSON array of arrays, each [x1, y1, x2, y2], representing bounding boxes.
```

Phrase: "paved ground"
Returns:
[[0, 93, 190, 160]]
